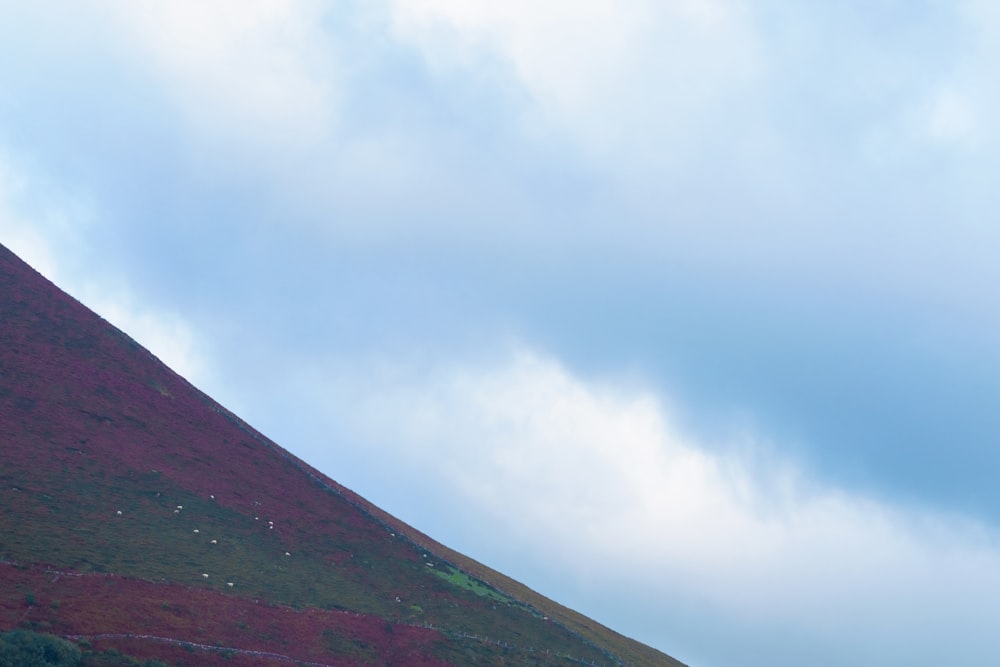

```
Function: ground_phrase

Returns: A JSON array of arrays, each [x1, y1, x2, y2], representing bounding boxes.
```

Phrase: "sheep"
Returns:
[[202, 573, 209, 578], [193, 529, 199, 534], [284, 552, 291, 557], [116, 510, 122, 515], [227, 582, 234, 587], [210, 539, 217, 545]]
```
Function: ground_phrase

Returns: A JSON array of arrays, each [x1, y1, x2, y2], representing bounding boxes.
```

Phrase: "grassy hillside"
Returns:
[[0, 242, 685, 667]]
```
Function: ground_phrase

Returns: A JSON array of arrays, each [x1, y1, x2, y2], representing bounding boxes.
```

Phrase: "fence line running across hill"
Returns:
[[65, 634, 342, 667], [3, 559, 625, 667], [417, 623, 626, 667], [66, 629, 619, 667]]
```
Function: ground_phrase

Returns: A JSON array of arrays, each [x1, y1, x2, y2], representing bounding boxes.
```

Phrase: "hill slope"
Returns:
[[0, 242, 685, 667]]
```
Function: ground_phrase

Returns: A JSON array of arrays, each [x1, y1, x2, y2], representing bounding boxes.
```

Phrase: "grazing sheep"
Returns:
[[116, 510, 122, 515], [227, 582, 234, 587], [210, 539, 217, 545], [193, 529, 199, 533], [202, 573, 209, 578], [284, 552, 291, 557]]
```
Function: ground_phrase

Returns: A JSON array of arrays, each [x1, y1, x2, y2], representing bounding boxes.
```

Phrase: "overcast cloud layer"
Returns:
[[2, 2, 1000, 666]]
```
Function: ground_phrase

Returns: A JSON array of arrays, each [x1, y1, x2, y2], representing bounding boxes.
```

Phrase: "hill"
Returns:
[[0, 241, 685, 666]]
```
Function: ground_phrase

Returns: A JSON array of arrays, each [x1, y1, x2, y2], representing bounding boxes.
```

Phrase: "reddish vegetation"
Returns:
[[0, 563, 448, 667], [0, 243, 403, 560], [0, 242, 683, 667]]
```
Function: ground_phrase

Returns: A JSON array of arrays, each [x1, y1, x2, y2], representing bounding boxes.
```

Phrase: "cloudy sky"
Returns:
[[3, 1, 1000, 665]]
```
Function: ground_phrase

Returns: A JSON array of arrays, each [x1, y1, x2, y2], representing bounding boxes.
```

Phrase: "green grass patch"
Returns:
[[432, 566, 514, 604]]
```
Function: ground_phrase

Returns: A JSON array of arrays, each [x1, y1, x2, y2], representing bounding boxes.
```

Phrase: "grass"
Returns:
[[433, 565, 516, 605]]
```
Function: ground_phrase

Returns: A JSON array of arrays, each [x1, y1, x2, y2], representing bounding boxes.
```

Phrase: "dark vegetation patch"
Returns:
[[0, 629, 81, 666], [0, 630, 169, 667]]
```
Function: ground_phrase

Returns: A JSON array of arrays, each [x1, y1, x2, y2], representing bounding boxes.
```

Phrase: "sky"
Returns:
[[2, 1, 1000, 665]]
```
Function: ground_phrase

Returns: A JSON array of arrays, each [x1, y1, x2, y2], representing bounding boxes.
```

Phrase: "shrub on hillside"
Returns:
[[0, 630, 82, 666]]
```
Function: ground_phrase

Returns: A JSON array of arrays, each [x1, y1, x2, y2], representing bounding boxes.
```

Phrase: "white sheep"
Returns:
[[193, 529, 199, 533], [202, 573, 209, 578]]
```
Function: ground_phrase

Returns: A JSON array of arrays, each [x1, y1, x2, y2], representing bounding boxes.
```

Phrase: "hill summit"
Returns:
[[0, 242, 685, 666]]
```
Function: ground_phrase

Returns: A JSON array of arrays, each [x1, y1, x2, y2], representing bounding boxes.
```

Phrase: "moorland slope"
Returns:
[[0, 242, 685, 667]]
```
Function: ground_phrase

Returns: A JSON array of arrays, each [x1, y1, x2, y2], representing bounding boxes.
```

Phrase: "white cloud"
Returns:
[[321, 347, 1000, 664], [102, 0, 339, 162], [899, 1, 1000, 155], [388, 0, 763, 163], [923, 87, 982, 148]]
